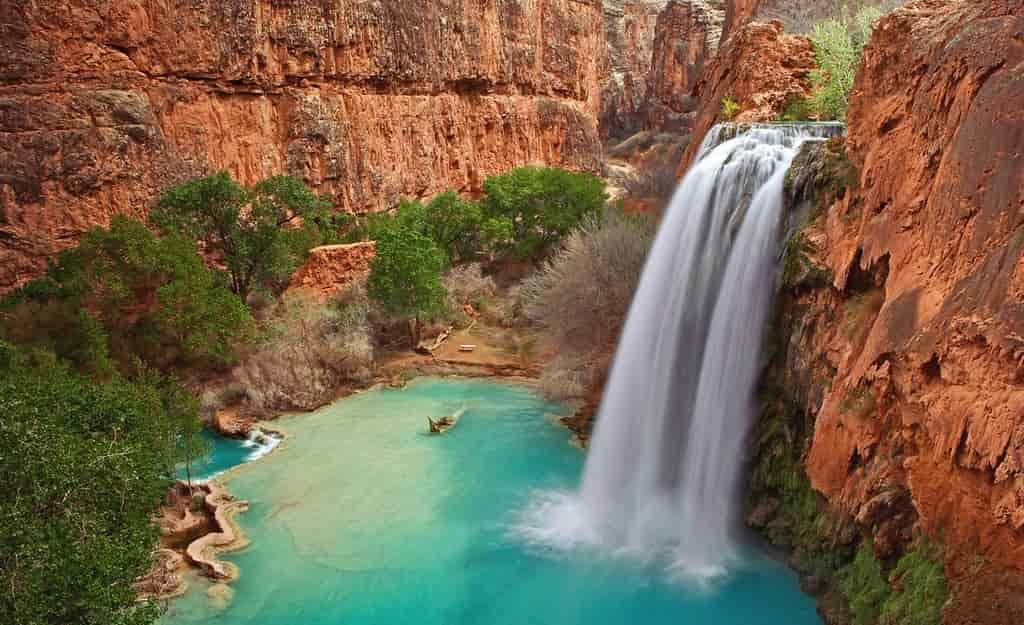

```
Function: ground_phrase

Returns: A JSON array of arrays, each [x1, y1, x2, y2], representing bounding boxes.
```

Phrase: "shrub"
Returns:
[[482, 166, 607, 260], [780, 97, 813, 122], [720, 96, 742, 121], [520, 209, 655, 399], [153, 172, 344, 302], [805, 6, 883, 121], [881, 540, 947, 625], [235, 286, 373, 412], [841, 544, 892, 625], [443, 263, 497, 316]]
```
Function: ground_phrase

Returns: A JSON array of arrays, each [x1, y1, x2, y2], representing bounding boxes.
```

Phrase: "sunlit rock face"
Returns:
[[676, 18, 816, 172], [762, 0, 1024, 620], [0, 0, 607, 293]]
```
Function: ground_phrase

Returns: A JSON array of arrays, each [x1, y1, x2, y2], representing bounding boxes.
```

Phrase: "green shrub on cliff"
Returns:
[[881, 540, 947, 625], [842, 544, 892, 625], [791, 6, 883, 121], [1, 217, 252, 374], [153, 172, 343, 302], [0, 344, 201, 625], [720, 96, 742, 121], [839, 539, 948, 625]]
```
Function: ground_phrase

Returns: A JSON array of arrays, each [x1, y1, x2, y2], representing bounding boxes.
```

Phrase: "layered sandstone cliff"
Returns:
[[0, 0, 606, 293], [751, 1, 1024, 621]]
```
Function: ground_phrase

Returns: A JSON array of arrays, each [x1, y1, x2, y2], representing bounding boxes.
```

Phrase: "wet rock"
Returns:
[[747, 497, 781, 528]]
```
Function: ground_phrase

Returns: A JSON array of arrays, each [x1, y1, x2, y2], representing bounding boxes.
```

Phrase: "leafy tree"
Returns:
[[366, 223, 447, 345], [1, 217, 251, 373], [804, 6, 883, 121], [0, 343, 200, 625], [482, 167, 607, 260], [421, 192, 500, 263], [152, 172, 341, 302]]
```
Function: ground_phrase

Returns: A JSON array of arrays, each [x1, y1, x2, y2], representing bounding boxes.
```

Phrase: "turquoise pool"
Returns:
[[161, 378, 820, 625]]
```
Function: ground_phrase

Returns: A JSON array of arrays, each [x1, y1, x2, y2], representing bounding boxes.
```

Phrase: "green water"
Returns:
[[161, 378, 821, 625], [175, 431, 281, 482]]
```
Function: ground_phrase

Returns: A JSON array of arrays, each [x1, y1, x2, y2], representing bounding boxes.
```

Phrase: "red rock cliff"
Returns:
[[768, 0, 1024, 620], [0, 0, 606, 293]]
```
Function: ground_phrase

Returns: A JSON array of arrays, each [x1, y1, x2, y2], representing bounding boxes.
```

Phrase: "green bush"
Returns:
[[804, 7, 883, 121], [721, 96, 742, 121], [881, 541, 947, 625], [0, 346, 202, 625], [1, 217, 252, 374], [841, 544, 892, 625], [153, 172, 344, 302]]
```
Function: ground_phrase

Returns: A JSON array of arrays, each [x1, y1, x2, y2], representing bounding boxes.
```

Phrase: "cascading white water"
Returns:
[[518, 123, 842, 580]]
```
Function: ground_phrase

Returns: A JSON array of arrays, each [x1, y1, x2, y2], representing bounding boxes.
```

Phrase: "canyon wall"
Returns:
[[751, 1, 1024, 621], [0, 0, 607, 292], [600, 0, 723, 139]]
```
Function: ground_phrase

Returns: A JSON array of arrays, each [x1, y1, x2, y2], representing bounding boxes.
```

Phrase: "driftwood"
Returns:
[[427, 414, 459, 434]]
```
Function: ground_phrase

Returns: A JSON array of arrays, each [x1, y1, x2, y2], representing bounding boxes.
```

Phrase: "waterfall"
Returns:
[[517, 122, 842, 581]]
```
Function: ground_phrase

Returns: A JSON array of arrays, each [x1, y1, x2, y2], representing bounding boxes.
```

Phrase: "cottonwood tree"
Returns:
[[366, 223, 447, 346], [152, 172, 342, 303]]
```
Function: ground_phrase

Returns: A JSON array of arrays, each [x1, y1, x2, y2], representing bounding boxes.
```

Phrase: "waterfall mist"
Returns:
[[516, 123, 842, 581]]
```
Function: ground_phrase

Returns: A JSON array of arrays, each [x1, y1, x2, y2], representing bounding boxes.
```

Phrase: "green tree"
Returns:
[[805, 6, 882, 121], [1, 217, 251, 373], [366, 223, 447, 345], [420, 192, 488, 263], [482, 167, 607, 260], [0, 344, 199, 625], [152, 172, 341, 302]]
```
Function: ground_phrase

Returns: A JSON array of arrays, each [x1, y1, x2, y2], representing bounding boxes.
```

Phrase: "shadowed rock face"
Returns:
[[600, 0, 723, 139], [0, 0, 606, 293], [763, 0, 1024, 619]]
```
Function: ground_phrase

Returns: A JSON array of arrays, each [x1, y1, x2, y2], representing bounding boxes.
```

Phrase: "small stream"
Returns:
[[161, 378, 820, 625]]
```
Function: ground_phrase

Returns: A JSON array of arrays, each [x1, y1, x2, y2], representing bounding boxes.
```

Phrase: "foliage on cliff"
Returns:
[[0, 217, 253, 375], [0, 343, 202, 625], [781, 6, 882, 121], [153, 173, 343, 303], [839, 541, 947, 625]]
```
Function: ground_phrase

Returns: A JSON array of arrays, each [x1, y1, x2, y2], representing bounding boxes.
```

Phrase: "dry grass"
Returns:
[[519, 210, 655, 399], [234, 284, 374, 413]]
